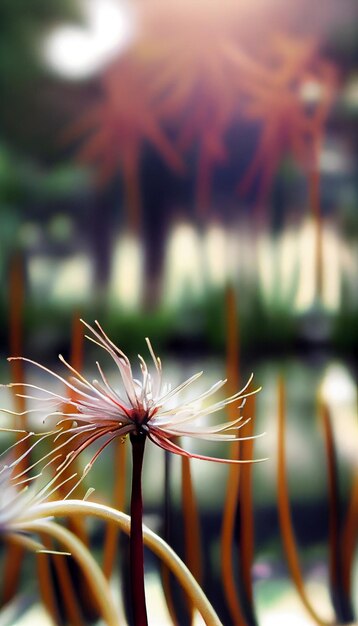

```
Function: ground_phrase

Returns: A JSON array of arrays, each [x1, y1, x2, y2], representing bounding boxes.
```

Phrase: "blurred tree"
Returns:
[[65, 55, 183, 233]]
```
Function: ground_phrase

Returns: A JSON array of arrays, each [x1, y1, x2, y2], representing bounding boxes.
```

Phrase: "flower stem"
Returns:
[[130, 432, 148, 626]]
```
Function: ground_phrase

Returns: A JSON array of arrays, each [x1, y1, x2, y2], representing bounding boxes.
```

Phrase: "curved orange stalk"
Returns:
[[239, 393, 256, 607], [1, 544, 24, 607], [70, 313, 84, 374], [61, 316, 88, 543], [320, 400, 354, 621], [277, 376, 330, 626], [220, 286, 247, 626], [51, 552, 85, 626], [341, 474, 358, 597], [37, 534, 62, 624], [102, 438, 127, 579], [67, 316, 89, 541], [181, 455, 203, 622], [57, 316, 100, 622], [221, 445, 245, 626]]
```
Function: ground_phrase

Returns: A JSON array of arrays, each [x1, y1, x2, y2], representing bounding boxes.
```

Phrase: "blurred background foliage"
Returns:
[[0, 0, 357, 357]]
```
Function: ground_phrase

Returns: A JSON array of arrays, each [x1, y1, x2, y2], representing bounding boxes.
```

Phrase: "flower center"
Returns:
[[129, 407, 150, 436]]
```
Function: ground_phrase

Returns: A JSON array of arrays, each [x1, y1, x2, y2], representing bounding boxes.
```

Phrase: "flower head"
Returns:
[[0, 431, 80, 551], [8, 320, 263, 473]]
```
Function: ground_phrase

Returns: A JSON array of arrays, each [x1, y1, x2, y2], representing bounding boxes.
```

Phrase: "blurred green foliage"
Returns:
[[0, 0, 81, 89]]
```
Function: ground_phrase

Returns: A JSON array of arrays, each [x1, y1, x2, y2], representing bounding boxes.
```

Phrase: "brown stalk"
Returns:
[[221, 442, 245, 626], [181, 455, 203, 622], [2, 255, 27, 606], [220, 286, 247, 626], [1, 544, 24, 607], [56, 317, 87, 507], [54, 316, 88, 545], [341, 474, 358, 597], [320, 400, 355, 622], [37, 501, 86, 626], [44, 315, 100, 623], [239, 393, 256, 607], [63, 316, 103, 622], [102, 438, 127, 579], [64, 315, 89, 543], [36, 534, 62, 624], [277, 376, 329, 626], [51, 552, 85, 626]]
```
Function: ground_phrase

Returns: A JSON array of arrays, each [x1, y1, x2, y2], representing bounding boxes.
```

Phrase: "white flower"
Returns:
[[7, 320, 263, 471], [0, 432, 79, 551]]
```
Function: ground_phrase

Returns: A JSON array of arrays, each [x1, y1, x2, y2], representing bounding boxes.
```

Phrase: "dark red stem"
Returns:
[[129, 432, 148, 626]]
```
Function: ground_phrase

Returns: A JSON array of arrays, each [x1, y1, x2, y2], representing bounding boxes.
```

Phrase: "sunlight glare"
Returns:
[[203, 224, 227, 287], [322, 222, 341, 311], [257, 232, 274, 306], [257, 227, 299, 309], [51, 255, 93, 302], [320, 363, 358, 466], [163, 223, 203, 306], [110, 234, 143, 310], [321, 363, 356, 405], [29, 254, 93, 302], [44, 0, 136, 79], [294, 217, 316, 312], [279, 227, 299, 305]]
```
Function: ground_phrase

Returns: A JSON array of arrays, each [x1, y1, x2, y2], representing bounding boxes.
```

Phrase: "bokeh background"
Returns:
[[1, 0, 358, 624]]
